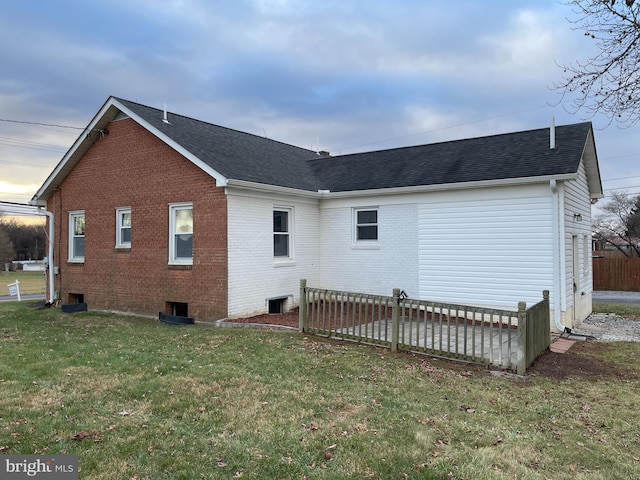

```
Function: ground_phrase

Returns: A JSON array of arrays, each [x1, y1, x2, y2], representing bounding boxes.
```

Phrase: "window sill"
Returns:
[[274, 259, 295, 267], [67, 260, 85, 265], [352, 243, 381, 250], [168, 264, 193, 270], [115, 247, 131, 252]]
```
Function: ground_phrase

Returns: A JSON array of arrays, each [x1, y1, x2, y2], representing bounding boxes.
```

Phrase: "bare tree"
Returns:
[[555, 0, 640, 126], [592, 191, 640, 257]]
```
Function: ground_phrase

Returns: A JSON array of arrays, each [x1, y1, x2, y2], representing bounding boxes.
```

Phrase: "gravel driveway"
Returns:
[[577, 313, 640, 342]]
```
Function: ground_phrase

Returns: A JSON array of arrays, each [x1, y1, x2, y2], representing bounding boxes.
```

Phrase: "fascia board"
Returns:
[[581, 128, 604, 200], [109, 99, 229, 187], [319, 173, 578, 199], [224, 179, 320, 198], [32, 97, 230, 205], [32, 97, 117, 204]]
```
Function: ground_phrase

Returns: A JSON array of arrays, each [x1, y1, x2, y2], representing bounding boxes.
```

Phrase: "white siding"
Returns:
[[318, 184, 554, 310], [417, 184, 554, 309], [226, 189, 320, 318], [318, 200, 419, 296], [562, 159, 593, 323]]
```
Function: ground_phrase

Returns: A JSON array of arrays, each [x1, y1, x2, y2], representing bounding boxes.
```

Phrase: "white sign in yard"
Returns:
[[7, 280, 21, 301]]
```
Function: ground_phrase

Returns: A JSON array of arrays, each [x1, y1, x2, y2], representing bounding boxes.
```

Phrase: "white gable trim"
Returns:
[[111, 99, 228, 187], [32, 97, 228, 205]]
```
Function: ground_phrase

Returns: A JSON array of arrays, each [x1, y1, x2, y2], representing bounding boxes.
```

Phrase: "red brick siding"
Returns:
[[46, 118, 228, 320]]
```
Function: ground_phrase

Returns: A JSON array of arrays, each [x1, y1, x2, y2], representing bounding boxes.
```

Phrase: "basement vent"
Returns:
[[69, 293, 84, 304], [166, 301, 189, 317], [268, 297, 287, 314]]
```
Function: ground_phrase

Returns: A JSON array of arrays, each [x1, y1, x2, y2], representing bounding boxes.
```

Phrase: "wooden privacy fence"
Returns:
[[593, 257, 640, 291], [298, 280, 550, 375]]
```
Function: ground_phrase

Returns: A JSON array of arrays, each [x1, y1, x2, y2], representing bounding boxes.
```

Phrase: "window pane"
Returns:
[[273, 211, 288, 233], [175, 233, 193, 258], [175, 208, 193, 233], [357, 210, 377, 224], [274, 234, 289, 257], [121, 227, 131, 244], [121, 211, 131, 227], [74, 237, 85, 257], [357, 225, 378, 240], [74, 215, 85, 235]]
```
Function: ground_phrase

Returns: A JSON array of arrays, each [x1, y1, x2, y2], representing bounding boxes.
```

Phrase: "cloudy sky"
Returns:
[[1, 0, 639, 217]]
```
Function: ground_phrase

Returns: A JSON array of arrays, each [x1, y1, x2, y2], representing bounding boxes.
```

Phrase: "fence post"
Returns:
[[391, 288, 400, 352], [542, 290, 551, 350], [517, 301, 527, 375], [299, 279, 307, 332]]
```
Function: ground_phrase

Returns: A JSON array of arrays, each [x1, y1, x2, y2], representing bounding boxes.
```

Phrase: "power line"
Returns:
[[0, 118, 84, 130]]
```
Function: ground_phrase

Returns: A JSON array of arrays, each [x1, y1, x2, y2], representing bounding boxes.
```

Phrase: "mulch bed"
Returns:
[[229, 310, 299, 328]]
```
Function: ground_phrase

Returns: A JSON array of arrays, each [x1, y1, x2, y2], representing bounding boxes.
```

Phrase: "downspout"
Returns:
[[550, 179, 565, 332], [38, 207, 55, 305]]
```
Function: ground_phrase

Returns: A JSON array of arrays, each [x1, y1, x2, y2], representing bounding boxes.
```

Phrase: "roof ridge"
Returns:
[[113, 96, 316, 155], [307, 121, 593, 163]]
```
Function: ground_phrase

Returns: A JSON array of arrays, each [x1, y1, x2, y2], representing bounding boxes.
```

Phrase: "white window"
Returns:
[[116, 208, 131, 248], [68, 211, 85, 262], [169, 203, 193, 264], [273, 208, 293, 259], [354, 208, 378, 242]]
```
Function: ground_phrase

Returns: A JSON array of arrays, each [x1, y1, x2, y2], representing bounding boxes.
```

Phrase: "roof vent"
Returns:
[[550, 117, 555, 149], [162, 103, 170, 124], [318, 150, 331, 156]]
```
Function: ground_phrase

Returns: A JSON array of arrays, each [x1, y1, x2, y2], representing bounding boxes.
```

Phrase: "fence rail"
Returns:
[[299, 280, 550, 374]]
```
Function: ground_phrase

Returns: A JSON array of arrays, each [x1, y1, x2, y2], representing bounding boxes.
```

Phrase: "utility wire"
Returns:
[[0, 118, 84, 130]]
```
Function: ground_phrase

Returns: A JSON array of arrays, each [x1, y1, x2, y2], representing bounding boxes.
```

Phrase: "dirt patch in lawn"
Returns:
[[527, 340, 638, 381]]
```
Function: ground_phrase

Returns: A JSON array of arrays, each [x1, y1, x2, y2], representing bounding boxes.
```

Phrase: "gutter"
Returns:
[[37, 207, 56, 305], [225, 173, 579, 201]]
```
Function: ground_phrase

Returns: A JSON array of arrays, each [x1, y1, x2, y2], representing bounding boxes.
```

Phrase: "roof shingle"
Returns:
[[117, 98, 593, 193]]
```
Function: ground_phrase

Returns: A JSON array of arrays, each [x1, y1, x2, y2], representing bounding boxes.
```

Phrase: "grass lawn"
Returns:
[[0, 270, 46, 295], [592, 301, 640, 319], [0, 302, 639, 479]]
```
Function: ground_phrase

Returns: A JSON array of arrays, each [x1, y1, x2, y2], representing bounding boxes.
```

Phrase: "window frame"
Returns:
[[273, 207, 294, 262], [68, 210, 85, 263], [353, 207, 379, 244], [168, 202, 193, 265], [115, 207, 132, 249]]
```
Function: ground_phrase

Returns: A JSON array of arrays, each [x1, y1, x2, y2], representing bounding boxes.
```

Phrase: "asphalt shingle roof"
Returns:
[[116, 98, 321, 191], [118, 98, 593, 193], [310, 122, 593, 192]]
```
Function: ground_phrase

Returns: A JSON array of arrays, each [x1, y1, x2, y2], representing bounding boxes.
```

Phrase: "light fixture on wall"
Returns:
[[573, 213, 583, 222]]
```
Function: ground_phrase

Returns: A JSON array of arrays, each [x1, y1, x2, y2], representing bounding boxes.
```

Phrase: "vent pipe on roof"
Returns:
[[162, 103, 170, 124], [550, 117, 556, 149]]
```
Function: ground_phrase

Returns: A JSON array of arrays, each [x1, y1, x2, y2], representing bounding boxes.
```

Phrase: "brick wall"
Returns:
[[46, 117, 228, 320]]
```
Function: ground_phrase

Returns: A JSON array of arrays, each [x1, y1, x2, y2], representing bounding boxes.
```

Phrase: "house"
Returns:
[[32, 96, 603, 331]]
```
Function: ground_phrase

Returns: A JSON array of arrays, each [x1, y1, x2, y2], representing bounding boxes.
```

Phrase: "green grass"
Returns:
[[592, 301, 640, 319], [1, 302, 639, 479], [0, 270, 46, 295]]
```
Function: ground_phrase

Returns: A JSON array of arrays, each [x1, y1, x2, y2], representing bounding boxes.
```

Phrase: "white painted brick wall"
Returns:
[[227, 190, 320, 318], [318, 203, 419, 296]]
